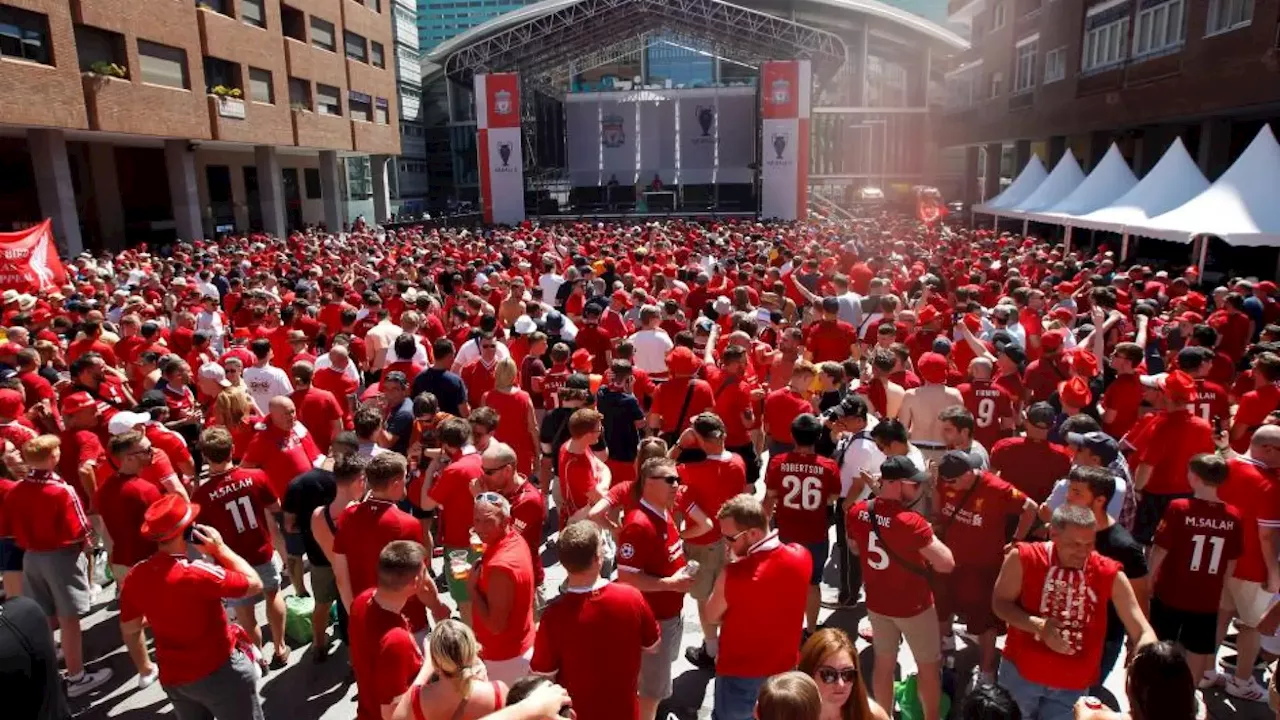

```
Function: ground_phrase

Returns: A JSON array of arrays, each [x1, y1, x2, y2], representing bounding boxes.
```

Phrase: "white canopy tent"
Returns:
[[973, 155, 1047, 214], [1025, 144, 1138, 224], [1002, 152, 1086, 218], [1068, 137, 1208, 236], [1134, 124, 1280, 247]]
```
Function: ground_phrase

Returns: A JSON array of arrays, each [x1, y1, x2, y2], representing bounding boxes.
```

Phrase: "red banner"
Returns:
[[0, 220, 67, 293]]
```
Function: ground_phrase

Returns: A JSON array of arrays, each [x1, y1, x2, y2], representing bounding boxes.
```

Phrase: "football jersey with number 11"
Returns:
[[190, 467, 278, 566], [764, 451, 840, 545]]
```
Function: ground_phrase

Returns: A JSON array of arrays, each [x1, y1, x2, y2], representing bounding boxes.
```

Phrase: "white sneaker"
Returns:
[[66, 668, 113, 698], [1225, 675, 1268, 702], [137, 666, 159, 690]]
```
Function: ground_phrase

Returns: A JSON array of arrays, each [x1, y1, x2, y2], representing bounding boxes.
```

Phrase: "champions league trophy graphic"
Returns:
[[498, 142, 512, 168], [696, 106, 714, 137], [772, 133, 787, 161]]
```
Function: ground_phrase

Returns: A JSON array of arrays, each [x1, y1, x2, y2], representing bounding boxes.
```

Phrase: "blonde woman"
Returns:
[[393, 619, 507, 720], [209, 387, 263, 462], [480, 358, 539, 476]]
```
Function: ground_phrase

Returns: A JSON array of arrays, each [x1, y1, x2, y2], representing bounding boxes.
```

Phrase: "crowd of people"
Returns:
[[0, 213, 1279, 720]]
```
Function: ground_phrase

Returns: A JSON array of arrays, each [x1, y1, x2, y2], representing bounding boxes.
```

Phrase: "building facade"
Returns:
[[390, 0, 427, 214], [942, 0, 1280, 204], [0, 0, 400, 255], [416, 0, 540, 52]]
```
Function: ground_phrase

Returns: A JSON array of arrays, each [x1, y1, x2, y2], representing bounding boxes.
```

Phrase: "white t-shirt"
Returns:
[[539, 273, 564, 304], [243, 365, 294, 414], [629, 329, 674, 374], [837, 416, 884, 500], [451, 337, 511, 373]]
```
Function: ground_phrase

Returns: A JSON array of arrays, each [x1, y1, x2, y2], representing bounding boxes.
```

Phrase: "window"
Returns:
[[346, 157, 372, 200], [241, 0, 266, 28], [1133, 0, 1185, 55], [991, 1, 1006, 30], [304, 168, 322, 199], [310, 17, 336, 51], [288, 76, 311, 109], [281, 4, 306, 41], [989, 70, 1003, 98], [138, 40, 189, 89], [203, 55, 241, 94], [1013, 38, 1037, 94], [316, 83, 341, 115], [349, 90, 372, 121], [1043, 46, 1066, 82], [371, 41, 384, 68], [344, 30, 367, 62], [0, 7, 51, 65], [1082, 17, 1130, 72], [1206, 0, 1251, 34], [75, 25, 127, 74], [248, 67, 274, 103], [375, 97, 389, 124]]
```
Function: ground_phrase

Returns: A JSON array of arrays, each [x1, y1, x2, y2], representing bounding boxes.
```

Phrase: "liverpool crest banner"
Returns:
[[760, 60, 810, 221], [475, 73, 525, 225]]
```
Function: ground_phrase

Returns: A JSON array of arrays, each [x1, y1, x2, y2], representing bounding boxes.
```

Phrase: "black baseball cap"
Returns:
[[1026, 402, 1057, 428], [880, 456, 929, 484], [937, 450, 979, 480], [1065, 431, 1120, 464]]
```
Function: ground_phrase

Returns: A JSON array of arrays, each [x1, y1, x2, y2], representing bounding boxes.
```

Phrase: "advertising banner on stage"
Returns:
[[475, 73, 525, 225], [678, 96, 716, 184], [716, 93, 755, 184], [760, 60, 811, 220], [639, 101, 676, 185], [0, 219, 67, 292], [598, 100, 638, 186], [566, 102, 600, 186]]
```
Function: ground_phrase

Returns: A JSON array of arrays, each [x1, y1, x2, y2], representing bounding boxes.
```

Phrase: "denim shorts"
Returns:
[[712, 675, 768, 720]]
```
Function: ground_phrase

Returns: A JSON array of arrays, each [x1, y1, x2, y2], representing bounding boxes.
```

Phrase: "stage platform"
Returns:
[[531, 209, 759, 222]]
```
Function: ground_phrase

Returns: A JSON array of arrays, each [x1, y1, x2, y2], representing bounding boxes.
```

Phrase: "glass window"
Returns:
[[991, 1, 1006, 29], [310, 17, 336, 51], [349, 91, 372, 121], [75, 24, 127, 74], [344, 30, 367, 62], [241, 0, 266, 28], [288, 76, 311, 109], [1134, 0, 1185, 55], [0, 7, 51, 65], [375, 97, 389, 123], [304, 168, 322, 199], [1206, 0, 1251, 34], [1082, 17, 1129, 71], [989, 70, 1003, 98], [1013, 40, 1037, 94], [371, 41, 384, 68], [316, 83, 341, 115], [249, 67, 273, 104], [1043, 46, 1067, 82], [138, 39, 189, 89]]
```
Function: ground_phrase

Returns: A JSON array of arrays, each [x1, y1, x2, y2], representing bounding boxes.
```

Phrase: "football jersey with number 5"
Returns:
[[846, 498, 935, 617], [764, 451, 840, 544]]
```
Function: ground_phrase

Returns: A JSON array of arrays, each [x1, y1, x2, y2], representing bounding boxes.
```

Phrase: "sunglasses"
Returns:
[[816, 667, 858, 684], [723, 528, 749, 542], [482, 463, 512, 476], [649, 473, 680, 485], [475, 491, 504, 504]]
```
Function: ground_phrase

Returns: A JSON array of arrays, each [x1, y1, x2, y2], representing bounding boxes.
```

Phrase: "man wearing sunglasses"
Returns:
[[468, 491, 537, 685]]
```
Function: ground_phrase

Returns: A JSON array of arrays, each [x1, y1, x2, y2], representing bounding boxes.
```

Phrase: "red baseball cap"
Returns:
[[140, 494, 201, 541], [917, 352, 948, 384]]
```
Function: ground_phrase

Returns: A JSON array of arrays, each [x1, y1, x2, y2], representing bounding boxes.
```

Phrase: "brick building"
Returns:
[[0, 0, 399, 254], [940, 0, 1280, 205]]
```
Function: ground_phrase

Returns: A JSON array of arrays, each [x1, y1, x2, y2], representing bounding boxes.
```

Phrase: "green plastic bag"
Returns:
[[285, 595, 316, 646], [894, 674, 951, 720]]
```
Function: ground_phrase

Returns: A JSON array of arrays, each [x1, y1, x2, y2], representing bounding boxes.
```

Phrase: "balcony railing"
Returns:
[[1009, 90, 1034, 110]]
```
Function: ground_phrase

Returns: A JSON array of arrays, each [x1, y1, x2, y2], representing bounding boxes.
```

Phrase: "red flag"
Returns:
[[0, 219, 68, 292]]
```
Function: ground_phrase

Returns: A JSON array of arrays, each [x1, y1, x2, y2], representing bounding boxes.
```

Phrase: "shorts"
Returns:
[[0, 537, 23, 573], [795, 539, 828, 586], [639, 614, 682, 700], [226, 560, 282, 609], [311, 564, 339, 606], [274, 513, 307, 557], [1150, 596, 1218, 655], [1133, 492, 1191, 546], [483, 647, 533, 686], [684, 540, 726, 602], [23, 546, 90, 617], [445, 546, 481, 604], [868, 606, 941, 664], [1220, 576, 1276, 628], [934, 565, 1001, 634]]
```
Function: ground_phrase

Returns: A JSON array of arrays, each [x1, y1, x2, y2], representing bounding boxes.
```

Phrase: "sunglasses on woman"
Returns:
[[816, 666, 858, 684]]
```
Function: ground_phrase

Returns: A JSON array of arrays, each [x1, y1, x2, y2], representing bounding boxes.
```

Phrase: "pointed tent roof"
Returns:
[[1002, 152, 1085, 218], [1135, 125, 1280, 246], [974, 155, 1047, 214], [1069, 137, 1208, 235], [1027, 144, 1138, 224]]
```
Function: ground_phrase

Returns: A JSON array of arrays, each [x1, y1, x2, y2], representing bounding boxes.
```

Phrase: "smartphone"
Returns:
[[184, 524, 204, 546]]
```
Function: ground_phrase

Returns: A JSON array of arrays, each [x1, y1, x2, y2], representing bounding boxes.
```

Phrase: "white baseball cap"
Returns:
[[108, 411, 151, 436], [199, 362, 231, 388]]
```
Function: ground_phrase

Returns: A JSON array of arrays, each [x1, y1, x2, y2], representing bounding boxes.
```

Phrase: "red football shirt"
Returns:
[[118, 554, 250, 686], [650, 378, 715, 435], [530, 581, 659, 720], [504, 480, 547, 586], [716, 535, 811, 677], [936, 472, 1028, 569], [804, 320, 857, 364], [989, 437, 1073, 504], [1101, 373, 1144, 440], [460, 359, 498, 409], [763, 388, 812, 444], [190, 468, 279, 566], [333, 498, 428, 630], [57, 428, 107, 509], [146, 423, 194, 474], [1153, 497, 1243, 613], [95, 472, 162, 567], [958, 380, 1016, 451], [348, 588, 423, 720], [290, 386, 345, 453], [0, 420, 38, 450], [846, 498, 935, 618], [475, 529, 536, 661], [680, 452, 748, 546], [703, 365, 755, 447], [764, 451, 840, 545], [1023, 356, 1070, 405], [1232, 383, 1280, 453], [1189, 379, 1230, 428], [1130, 409, 1215, 495], [241, 421, 322, 497], [558, 446, 606, 525], [617, 501, 687, 620], [1219, 458, 1280, 583], [4, 470, 91, 551], [426, 452, 484, 548], [575, 326, 613, 374], [313, 366, 359, 425]]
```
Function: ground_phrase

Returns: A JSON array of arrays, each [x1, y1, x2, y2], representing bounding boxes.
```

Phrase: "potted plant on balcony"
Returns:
[[211, 85, 246, 119], [87, 61, 127, 79]]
